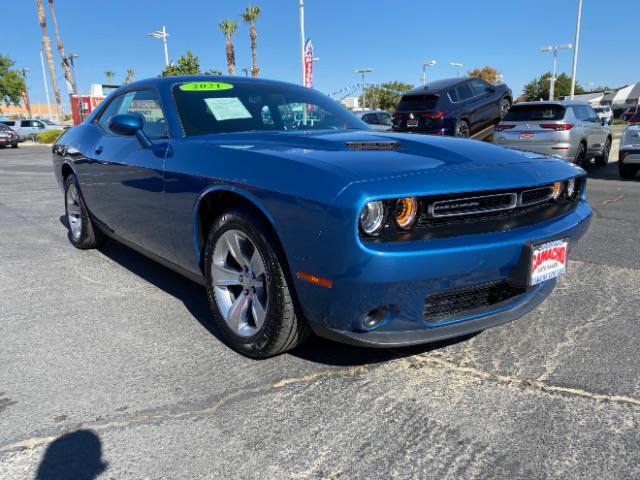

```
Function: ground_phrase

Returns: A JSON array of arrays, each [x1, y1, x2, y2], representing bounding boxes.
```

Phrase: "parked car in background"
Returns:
[[0, 123, 19, 148], [53, 76, 590, 358], [354, 110, 393, 131], [392, 77, 512, 138], [593, 105, 613, 125], [493, 101, 612, 166], [1, 119, 68, 141], [621, 105, 640, 122], [618, 124, 640, 179]]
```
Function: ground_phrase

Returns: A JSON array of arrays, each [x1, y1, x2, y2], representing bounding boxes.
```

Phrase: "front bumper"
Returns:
[[297, 202, 591, 347], [0, 137, 16, 146]]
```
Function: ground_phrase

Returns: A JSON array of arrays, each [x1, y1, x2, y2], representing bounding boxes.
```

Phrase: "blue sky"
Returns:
[[5, 0, 638, 111]]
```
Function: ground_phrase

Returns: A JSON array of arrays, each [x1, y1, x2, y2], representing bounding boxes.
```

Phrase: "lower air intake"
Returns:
[[424, 281, 526, 324]]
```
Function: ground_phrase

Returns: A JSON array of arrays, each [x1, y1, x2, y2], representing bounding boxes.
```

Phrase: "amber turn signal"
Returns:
[[296, 272, 333, 288], [394, 197, 418, 229]]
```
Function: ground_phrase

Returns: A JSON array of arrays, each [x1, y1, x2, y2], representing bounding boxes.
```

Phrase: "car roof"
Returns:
[[356, 110, 387, 115], [511, 100, 589, 107], [402, 78, 469, 96], [116, 75, 305, 93]]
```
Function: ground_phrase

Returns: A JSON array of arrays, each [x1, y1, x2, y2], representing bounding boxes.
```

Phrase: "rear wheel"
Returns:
[[595, 137, 611, 166], [205, 209, 309, 358], [619, 162, 638, 179], [11, 143, 18, 148], [454, 120, 470, 138], [64, 175, 106, 249], [574, 142, 588, 166], [500, 98, 511, 119]]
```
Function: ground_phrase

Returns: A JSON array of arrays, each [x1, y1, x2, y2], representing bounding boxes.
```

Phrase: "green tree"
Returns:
[[123, 69, 134, 84], [468, 66, 502, 84], [241, 6, 261, 78], [359, 81, 414, 112], [104, 70, 115, 85], [218, 19, 238, 76], [161, 51, 201, 76], [205, 69, 223, 76], [523, 72, 585, 101], [0, 54, 24, 105]]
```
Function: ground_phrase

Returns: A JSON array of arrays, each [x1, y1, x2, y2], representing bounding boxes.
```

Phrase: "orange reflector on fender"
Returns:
[[296, 272, 333, 288]]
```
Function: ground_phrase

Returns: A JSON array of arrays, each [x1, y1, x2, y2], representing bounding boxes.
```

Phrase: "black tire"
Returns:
[[500, 97, 511, 119], [204, 208, 310, 358], [595, 137, 612, 166], [619, 162, 638, 179], [574, 142, 588, 166], [64, 175, 106, 249], [11, 143, 18, 148], [454, 119, 470, 138]]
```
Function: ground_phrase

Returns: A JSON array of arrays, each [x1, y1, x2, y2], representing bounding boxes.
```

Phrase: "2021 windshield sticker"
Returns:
[[179, 82, 234, 91]]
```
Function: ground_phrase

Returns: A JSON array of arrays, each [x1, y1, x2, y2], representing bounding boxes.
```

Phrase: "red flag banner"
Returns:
[[304, 39, 313, 89], [21, 89, 31, 116]]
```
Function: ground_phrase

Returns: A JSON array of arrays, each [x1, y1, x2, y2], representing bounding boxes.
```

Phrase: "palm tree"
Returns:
[[47, 0, 73, 93], [104, 71, 115, 85], [124, 69, 134, 84], [241, 6, 261, 78], [218, 19, 238, 76], [36, 0, 62, 120]]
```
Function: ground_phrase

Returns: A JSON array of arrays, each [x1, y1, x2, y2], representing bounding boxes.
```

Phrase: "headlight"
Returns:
[[359, 201, 385, 235], [394, 197, 418, 229], [565, 178, 577, 199]]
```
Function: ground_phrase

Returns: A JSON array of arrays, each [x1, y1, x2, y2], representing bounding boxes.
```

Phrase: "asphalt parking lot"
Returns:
[[1, 145, 639, 479]]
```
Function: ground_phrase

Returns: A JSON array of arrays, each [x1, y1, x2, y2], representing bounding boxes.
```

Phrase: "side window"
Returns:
[[21, 120, 31, 127], [97, 90, 168, 138], [362, 113, 379, 124], [379, 113, 392, 126], [453, 83, 474, 102], [584, 106, 599, 122], [469, 79, 491, 96], [260, 105, 275, 128]]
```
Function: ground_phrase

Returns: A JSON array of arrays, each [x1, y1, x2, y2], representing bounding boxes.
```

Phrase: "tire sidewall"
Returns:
[[64, 175, 96, 249], [204, 209, 290, 357]]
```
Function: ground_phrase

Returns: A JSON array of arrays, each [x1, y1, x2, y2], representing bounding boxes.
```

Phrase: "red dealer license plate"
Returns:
[[530, 239, 568, 286]]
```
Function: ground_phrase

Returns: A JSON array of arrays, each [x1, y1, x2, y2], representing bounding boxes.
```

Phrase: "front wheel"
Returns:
[[11, 143, 18, 148], [454, 120, 470, 138], [64, 175, 106, 249], [205, 209, 309, 358], [574, 142, 588, 166]]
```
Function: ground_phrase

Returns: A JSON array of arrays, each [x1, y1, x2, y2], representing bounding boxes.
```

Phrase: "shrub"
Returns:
[[613, 119, 628, 126], [37, 129, 64, 144]]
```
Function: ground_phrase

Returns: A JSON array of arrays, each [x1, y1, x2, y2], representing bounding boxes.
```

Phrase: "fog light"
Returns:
[[362, 307, 388, 330]]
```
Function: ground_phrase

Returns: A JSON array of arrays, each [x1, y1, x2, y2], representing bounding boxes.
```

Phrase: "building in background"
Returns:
[[70, 84, 107, 125], [0, 104, 62, 123], [340, 97, 360, 110]]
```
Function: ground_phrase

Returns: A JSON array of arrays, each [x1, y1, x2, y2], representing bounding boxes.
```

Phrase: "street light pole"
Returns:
[[422, 60, 436, 86], [299, 0, 306, 85], [449, 62, 463, 78], [39, 49, 53, 121], [570, 0, 583, 99], [147, 26, 170, 67], [540, 44, 571, 101], [241, 68, 250, 77], [355, 68, 372, 110], [19, 68, 31, 118], [64, 53, 81, 121]]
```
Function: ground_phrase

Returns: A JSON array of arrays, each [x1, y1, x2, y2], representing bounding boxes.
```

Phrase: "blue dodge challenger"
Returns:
[[52, 76, 592, 358]]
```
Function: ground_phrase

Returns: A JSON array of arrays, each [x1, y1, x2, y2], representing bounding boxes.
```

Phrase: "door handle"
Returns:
[[95, 146, 103, 155]]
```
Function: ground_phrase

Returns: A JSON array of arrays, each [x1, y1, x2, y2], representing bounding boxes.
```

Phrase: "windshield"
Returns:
[[173, 81, 368, 136], [504, 105, 565, 121]]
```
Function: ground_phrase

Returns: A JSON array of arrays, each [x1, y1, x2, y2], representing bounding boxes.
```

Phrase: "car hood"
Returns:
[[202, 129, 580, 195]]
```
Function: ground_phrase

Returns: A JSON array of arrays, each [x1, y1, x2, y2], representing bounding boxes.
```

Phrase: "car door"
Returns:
[[81, 88, 176, 261], [576, 105, 603, 153], [468, 79, 498, 130], [584, 105, 607, 150]]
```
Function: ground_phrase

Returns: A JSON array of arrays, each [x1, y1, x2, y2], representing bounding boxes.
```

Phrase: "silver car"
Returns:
[[493, 100, 612, 166], [354, 110, 393, 131], [618, 124, 640, 179]]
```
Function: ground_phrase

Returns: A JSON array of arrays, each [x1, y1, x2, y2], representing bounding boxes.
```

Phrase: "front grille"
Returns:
[[424, 281, 527, 324], [431, 193, 517, 217], [521, 186, 554, 206]]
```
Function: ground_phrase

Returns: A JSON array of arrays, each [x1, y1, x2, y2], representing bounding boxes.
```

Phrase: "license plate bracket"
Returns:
[[529, 239, 568, 286]]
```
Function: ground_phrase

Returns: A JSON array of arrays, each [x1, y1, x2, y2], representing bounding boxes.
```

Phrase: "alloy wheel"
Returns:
[[455, 121, 470, 138], [500, 99, 511, 118], [66, 184, 83, 241], [211, 229, 268, 337]]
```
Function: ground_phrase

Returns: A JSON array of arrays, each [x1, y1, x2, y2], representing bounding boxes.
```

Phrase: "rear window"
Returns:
[[396, 94, 439, 112], [504, 105, 566, 121]]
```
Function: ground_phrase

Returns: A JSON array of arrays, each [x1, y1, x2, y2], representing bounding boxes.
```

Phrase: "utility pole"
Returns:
[[570, 0, 583, 99], [422, 60, 436, 86], [241, 68, 250, 77], [355, 68, 372, 110], [20, 68, 31, 118], [39, 49, 53, 121], [540, 44, 571, 101], [147, 26, 170, 67], [299, 0, 306, 85], [64, 53, 81, 121]]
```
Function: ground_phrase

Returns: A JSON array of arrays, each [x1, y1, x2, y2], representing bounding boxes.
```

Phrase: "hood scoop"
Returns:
[[345, 141, 400, 151]]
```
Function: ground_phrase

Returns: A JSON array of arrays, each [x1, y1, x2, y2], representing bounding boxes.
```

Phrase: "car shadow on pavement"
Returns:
[[59, 216, 476, 366], [35, 429, 107, 480], [585, 160, 637, 181]]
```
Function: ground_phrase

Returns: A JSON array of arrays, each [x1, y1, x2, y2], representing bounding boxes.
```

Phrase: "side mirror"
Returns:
[[108, 113, 152, 149], [109, 113, 143, 136]]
